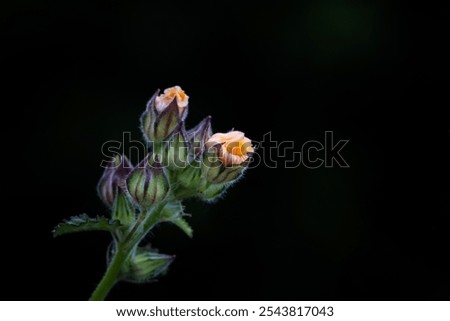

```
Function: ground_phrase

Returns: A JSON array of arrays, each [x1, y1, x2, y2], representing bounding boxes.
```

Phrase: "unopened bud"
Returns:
[[125, 248, 174, 283], [187, 116, 212, 159], [97, 155, 133, 207], [141, 86, 189, 143], [126, 154, 169, 209]]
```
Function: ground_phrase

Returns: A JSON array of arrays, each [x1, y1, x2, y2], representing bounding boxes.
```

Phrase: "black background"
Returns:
[[2, 0, 449, 300]]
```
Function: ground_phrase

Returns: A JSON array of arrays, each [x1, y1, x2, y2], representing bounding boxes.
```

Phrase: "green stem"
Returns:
[[126, 202, 167, 248], [89, 245, 128, 301], [89, 203, 167, 301], [123, 209, 147, 245]]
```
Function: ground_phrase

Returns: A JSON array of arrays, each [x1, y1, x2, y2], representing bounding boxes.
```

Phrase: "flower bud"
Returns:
[[155, 86, 189, 115], [97, 154, 133, 207], [187, 116, 212, 159], [140, 86, 189, 143], [125, 247, 174, 283], [126, 154, 169, 209], [202, 131, 253, 184], [206, 131, 253, 166], [140, 90, 159, 143]]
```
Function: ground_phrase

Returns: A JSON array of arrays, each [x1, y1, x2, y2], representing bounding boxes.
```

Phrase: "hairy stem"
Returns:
[[89, 203, 167, 301], [89, 245, 127, 301]]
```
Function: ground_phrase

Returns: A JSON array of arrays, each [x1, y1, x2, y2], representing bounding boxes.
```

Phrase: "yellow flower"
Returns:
[[206, 131, 254, 166], [155, 86, 189, 114]]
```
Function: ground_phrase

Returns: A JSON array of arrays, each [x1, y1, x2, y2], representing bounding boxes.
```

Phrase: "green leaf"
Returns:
[[53, 214, 121, 237]]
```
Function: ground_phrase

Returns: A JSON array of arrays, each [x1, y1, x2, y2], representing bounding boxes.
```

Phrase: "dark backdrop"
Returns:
[[2, 0, 449, 300]]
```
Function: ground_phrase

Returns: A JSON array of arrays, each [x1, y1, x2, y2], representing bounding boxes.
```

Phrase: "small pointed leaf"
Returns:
[[160, 202, 193, 237], [172, 216, 193, 238]]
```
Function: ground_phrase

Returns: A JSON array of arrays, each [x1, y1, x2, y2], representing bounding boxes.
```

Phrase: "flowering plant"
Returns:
[[53, 86, 253, 300]]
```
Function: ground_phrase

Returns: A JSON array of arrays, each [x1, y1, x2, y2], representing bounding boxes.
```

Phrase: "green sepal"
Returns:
[[166, 125, 189, 171], [172, 163, 207, 199], [52, 214, 121, 237], [199, 183, 227, 201], [112, 193, 136, 227]]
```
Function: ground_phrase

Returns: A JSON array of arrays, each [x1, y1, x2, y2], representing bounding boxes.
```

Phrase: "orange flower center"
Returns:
[[206, 131, 253, 166], [224, 140, 248, 157], [155, 86, 189, 114]]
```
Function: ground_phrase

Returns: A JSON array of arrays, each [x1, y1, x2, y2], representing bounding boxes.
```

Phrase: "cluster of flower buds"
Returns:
[[95, 86, 253, 283]]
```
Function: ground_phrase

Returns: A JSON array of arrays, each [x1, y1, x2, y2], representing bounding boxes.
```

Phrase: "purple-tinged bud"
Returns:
[[126, 154, 169, 209], [97, 154, 133, 207], [140, 90, 159, 143], [140, 86, 189, 143], [187, 116, 212, 159]]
